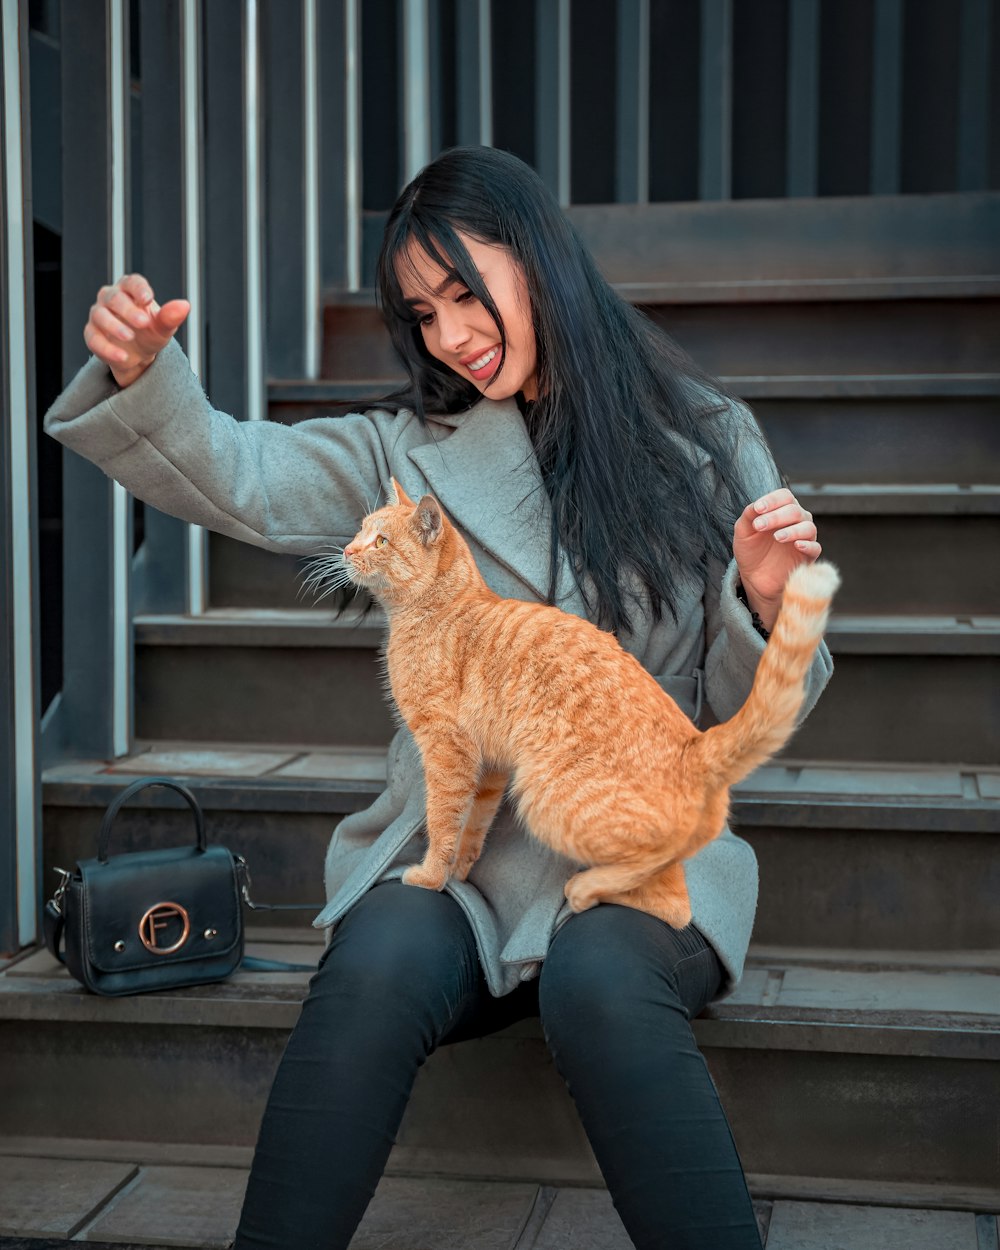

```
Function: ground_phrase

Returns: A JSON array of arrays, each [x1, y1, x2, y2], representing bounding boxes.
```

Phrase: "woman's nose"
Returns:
[[436, 308, 472, 353]]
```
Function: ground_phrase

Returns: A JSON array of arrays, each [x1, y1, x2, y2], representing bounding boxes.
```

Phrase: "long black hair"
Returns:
[[375, 145, 769, 635]]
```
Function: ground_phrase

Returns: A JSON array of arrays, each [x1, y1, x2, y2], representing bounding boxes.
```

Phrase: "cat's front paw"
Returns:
[[402, 863, 449, 891]]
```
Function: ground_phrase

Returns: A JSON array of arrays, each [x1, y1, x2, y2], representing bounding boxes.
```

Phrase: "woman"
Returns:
[[47, 146, 831, 1250]]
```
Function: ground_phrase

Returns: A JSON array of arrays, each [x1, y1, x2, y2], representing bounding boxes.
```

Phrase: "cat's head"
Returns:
[[341, 478, 458, 607]]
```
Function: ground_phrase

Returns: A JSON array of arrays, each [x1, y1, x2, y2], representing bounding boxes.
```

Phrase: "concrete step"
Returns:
[[6, 1144, 995, 1250], [321, 296, 999, 386], [266, 375, 1000, 492], [130, 609, 1000, 765], [1, 937, 997, 1204], [41, 751, 1000, 950], [204, 486, 1000, 616]]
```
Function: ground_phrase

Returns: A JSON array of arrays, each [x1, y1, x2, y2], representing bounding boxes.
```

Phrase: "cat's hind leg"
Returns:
[[403, 734, 480, 892], [453, 771, 509, 881], [564, 859, 691, 930]]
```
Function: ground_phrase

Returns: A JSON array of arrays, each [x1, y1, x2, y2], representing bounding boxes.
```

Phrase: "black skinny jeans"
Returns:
[[234, 881, 762, 1250]]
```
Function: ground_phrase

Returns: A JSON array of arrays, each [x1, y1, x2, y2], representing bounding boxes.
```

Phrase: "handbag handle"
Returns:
[[97, 776, 206, 863]]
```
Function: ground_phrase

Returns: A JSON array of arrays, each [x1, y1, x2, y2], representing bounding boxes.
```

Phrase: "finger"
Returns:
[[773, 519, 818, 544], [84, 323, 131, 365], [752, 502, 812, 533], [751, 488, 796, 515], [102, 287, 154, 331], [153, 298, 190, 332], [793, 540, 822, 559], [91, 303, 136, 343], [119, 273, 156, 306]]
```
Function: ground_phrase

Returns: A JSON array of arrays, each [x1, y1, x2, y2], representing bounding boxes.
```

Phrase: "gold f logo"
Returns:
[[139, 902, 191, 954]]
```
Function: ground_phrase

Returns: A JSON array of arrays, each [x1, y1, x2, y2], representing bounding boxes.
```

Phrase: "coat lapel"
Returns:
[[408, 397, 586, 614]]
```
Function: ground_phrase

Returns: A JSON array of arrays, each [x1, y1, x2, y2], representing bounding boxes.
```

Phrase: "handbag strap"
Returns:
[[98, 776, 205, 863]]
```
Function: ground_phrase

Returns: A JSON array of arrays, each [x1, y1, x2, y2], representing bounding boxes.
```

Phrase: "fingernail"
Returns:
[[754, 499, 767, 511], [754, 517, 767, 530]]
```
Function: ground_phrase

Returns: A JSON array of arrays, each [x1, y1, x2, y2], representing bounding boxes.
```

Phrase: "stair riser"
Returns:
[[788, 655, 999, 767], [755, 396, 1000, 486], [135, 645, 395, 747], [206, 520, 1000, 616], [745, 826, 1000, 951], [42, 807, 998, 954], [136, 645, 999, 766], [322, 300, 999, 380], [41, 806, 338, 931], [1, 1020, 994, 1196]]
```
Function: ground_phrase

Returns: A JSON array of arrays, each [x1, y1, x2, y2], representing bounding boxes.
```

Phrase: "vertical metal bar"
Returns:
[[536, 0, 570, 205], [698, 0, 732, 200], [402, 0, 431, 181], [616, 0, 649, 203], [182, 0, 208, 612], [957, 0, 991, 191], [108, 0, 132, 754], [456, 0, 492, 147], [345, 0, 362, 291], [1, 0, 40, 948], [303, 0, 321, 377], [871, 0, 903, 194], [786, 0, 820, 197], [245, 0, 265, 419]]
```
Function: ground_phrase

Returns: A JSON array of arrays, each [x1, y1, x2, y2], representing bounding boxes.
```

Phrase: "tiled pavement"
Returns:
[[1, 1148, 997, 1249]]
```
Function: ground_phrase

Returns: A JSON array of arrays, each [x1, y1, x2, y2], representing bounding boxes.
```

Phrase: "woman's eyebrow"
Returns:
[[403, 271, 485, 308]]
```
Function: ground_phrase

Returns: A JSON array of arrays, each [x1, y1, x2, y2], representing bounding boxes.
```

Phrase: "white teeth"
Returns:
[[468, 347, 498, 371]]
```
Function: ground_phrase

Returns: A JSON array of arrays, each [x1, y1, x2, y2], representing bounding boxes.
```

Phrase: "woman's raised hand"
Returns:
[[732, 487, 822, 630], [84, 273, 190, 388]]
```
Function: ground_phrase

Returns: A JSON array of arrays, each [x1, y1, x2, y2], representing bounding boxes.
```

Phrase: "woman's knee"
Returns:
[[310, 881, 480, 1023]]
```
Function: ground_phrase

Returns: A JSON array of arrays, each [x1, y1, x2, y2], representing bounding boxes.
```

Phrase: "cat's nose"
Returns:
[[344, 542, 358, 558]]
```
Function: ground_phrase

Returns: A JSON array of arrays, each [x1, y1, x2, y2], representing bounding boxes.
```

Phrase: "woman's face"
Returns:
[[397, 232, 539, 403]]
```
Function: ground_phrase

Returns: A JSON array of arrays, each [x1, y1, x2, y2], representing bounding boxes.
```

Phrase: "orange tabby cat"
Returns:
[[328, 479, 838, 929]]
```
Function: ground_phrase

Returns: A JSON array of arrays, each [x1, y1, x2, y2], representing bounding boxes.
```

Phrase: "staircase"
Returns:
[[2, 194, 998, 1248]]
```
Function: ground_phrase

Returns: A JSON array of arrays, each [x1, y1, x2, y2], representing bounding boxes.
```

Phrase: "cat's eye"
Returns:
[[375, 535, 388, 548]]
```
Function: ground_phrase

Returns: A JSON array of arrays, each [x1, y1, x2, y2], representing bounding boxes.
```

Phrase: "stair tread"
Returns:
[[4, 945, 997, 1056], [42, 749, 1000, 826], [269, 372, 1000, 402]]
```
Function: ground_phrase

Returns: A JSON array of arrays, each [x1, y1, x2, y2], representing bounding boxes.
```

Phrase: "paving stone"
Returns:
[[80, 1165, 248, 1248], [108, 748, 295, 777], [529, 1188, 631, 1249], [978, 773, 1000, 799], [348, 1177, 537, 1250], [0, 1157, 136, 1237], [764, 1201, 978, 1249], [4, 947, 65, 978], [272, 748, 388, 782]]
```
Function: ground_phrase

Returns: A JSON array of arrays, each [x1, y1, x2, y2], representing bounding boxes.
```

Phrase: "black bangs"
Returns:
[[376, 207, 509, 418]]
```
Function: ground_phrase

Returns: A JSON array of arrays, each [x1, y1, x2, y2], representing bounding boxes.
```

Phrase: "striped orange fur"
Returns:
[[335, 479, 839, 929]]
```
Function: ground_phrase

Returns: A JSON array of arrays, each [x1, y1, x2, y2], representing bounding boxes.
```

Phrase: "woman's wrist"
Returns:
[[735, 579, 778, 639]]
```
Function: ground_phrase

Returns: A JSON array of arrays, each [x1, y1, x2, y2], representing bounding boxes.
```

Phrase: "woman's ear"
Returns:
[[414, 495, 444, 546], [389, 476, 415, 507]]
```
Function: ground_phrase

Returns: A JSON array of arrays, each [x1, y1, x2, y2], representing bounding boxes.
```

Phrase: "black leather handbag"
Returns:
[[44, 776, 320, 996]]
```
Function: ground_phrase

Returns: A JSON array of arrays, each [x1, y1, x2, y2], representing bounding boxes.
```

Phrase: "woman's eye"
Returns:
[[455, 290, 474, 304], [418, 312, 434, 327], [375, 535, 388, 548]]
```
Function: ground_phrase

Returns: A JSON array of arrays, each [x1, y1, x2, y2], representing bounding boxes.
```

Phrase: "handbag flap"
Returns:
[[78, 845, 241, 973]]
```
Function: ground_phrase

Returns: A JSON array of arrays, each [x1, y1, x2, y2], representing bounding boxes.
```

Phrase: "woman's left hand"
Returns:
[[732, 488, 821, 629]]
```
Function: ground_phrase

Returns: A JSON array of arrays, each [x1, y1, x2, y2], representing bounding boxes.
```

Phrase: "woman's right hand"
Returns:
[[84, 273, 191, 388]]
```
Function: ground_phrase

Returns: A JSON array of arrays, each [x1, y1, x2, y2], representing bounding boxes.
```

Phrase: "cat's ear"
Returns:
[[389, 476, 414, 507], [414, 495, 444, 546]]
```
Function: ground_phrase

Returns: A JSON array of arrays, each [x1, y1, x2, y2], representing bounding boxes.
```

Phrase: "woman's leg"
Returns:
[[233, 881, 499, 1250], [539, 905, 763, 1250]]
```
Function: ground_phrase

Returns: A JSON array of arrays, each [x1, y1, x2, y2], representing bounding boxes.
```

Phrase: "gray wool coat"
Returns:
[[45, 339, 833, 998]]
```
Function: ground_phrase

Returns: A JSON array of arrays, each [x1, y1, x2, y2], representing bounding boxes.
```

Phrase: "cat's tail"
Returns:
[[692, 560, 840, 788]]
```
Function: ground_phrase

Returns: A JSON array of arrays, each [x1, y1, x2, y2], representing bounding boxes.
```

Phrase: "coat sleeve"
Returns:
[[43, 339, 400, 555], [700, 399, 834, 725]]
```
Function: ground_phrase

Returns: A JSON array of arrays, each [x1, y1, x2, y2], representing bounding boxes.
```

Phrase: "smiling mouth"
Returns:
[[465, 346, 500, 374]]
